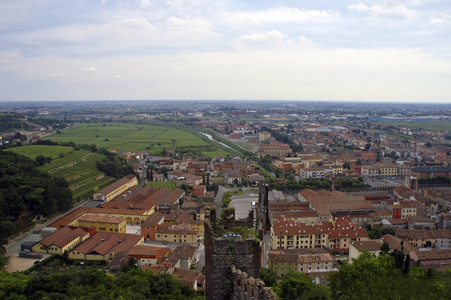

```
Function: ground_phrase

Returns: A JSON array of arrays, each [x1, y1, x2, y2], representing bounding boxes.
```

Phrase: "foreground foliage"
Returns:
[[0, 268, 205, 300], [259, 268, 330, 300], [0, 151, 72, 246], [329, 252, 451, 300]]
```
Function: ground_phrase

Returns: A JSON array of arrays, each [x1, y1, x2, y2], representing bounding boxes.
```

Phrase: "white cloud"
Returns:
[[139, 0, 152, 8], [112, 75, 123, 79], [223, 7, 337, 27], [235, 31, 288, 49], [8, 15, 216, 55], [431, 13, 451, 27], [165, 17, 217, 43], [0, 59, 10, 63], [370, 4, 416, 21], [234, 31, 314, 50], [348, 3, 370, 12], [84, 67, 97, 72], [347, 1, 416, 21], [49, 73, 63, 77]]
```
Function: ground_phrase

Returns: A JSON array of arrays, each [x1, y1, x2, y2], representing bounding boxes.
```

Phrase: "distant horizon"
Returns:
[[0, 99, 450, 104]]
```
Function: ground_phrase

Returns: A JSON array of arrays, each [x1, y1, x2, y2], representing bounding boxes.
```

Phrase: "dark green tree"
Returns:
[[259, 267, 278, 287]]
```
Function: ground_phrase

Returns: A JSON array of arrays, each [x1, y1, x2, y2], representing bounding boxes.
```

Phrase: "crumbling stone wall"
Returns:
[[231, 266, 277, 300], [204, 221, 262, 300]]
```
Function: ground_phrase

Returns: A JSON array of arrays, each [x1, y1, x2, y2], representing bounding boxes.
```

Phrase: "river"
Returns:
[[200, 132, 240, 152]]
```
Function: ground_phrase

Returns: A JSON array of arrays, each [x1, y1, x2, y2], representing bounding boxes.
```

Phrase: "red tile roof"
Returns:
[[73, 232, 142, 256], [39, 226, 89, 247]]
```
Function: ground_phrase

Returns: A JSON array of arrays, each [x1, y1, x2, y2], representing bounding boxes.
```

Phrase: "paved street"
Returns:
[[195, 244, 205, 272]]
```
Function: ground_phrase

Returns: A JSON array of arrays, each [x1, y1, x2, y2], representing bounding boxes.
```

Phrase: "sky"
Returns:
[[0, 0, 450, 102]]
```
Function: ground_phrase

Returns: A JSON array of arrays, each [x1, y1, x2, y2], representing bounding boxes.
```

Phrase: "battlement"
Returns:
[[231, 266, 277, 300]]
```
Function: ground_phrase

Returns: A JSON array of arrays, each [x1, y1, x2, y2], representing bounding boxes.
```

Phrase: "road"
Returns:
[[195, 244, 205, 272]]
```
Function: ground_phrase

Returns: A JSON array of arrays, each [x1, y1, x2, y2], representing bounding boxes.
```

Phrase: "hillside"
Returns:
[[4, 145, 116, 200]]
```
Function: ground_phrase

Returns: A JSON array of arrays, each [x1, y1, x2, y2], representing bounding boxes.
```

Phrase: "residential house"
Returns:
[[348, 240, 383, 264]]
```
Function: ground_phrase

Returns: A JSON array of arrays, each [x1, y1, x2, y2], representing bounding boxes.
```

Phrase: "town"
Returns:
[[1, 100, 451, 299]]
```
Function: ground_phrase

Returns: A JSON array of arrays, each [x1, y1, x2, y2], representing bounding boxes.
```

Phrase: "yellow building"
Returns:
[[361, 165, 379, 178], [72, 215, 127, 233], [68, 232, 144, 261], [269, 249, 336, 276], [32, 227, 90, 255], [86, 208, 152, 225], [271, 217, 369, 252], [348, 240, 383, 264], [378, 163, 399, 178], [259, 144, 292, 157], [331, 166, 343, 175], [258, 131, 271, 142], [93, 174, 138, 202], [190, 220, 205, 235], [155, 224, 198, 244]]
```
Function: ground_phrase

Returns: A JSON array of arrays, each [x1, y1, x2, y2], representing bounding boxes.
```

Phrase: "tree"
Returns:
[[35, 155, 47, 166], [242, 174, 249, 187], [273, 269, 330, 300], [342, 162, 351, 169], [0, 220, 16, 246], [259, 267, 278, 287], [329, 252, 398, 299], [380, 241, 390, 253]]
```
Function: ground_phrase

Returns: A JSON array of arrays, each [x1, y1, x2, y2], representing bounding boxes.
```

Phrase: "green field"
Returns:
[[146, 181, 177, 190], [375, 120, 451, 131], [43, 123, 230, 158], [5, 145, 73, 160], [238, 142, 262, 151]]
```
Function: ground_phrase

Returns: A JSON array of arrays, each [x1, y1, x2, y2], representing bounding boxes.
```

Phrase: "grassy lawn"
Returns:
[[146, 181, 177, 190], [230, 190, 246, 196], [43, 122, 230, 157]]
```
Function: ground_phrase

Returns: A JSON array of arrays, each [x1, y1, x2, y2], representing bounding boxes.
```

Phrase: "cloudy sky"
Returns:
[[0, 0, 450, 102]]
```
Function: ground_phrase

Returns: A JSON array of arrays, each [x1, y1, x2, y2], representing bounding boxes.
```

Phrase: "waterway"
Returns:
[[200, 132, 240, 152]]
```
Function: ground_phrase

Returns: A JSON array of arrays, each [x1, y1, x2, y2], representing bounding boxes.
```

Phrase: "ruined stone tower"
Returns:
[[204, 212, 262, 299]]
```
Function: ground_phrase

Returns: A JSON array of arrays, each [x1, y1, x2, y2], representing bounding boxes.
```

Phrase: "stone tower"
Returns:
[[204, 220, 262, 299]]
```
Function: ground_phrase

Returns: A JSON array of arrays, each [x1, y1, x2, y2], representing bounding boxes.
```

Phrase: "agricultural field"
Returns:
[[42, 122, 230, 157], [38, 149, 115, 199], [374, 120, 451, 131], [146, 181, 177, 190], [5, 145, 73, 160]]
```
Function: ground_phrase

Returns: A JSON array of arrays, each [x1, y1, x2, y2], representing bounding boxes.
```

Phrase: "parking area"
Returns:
[[230, 196, 258, 219], [4, 232, 46, 272], [364, 177, 404, 188]]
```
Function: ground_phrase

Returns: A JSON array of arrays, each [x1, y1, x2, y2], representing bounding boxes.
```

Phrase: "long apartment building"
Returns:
[[361, 163, 411, 179], [268, 248, 336, 277], [93, 174, 138, 202], [271, 216, 368, 253]]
